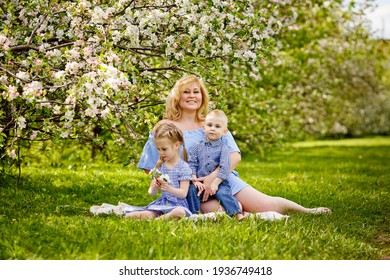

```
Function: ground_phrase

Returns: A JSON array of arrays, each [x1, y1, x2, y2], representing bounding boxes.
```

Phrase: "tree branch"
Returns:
[[114, 0, 136, 16], [139, 66, 181, 72], [9, 45, 40, 52], [133, 4, 177, 11], [35, 100, 73, 106], [43, 82, 73, 90], [115, 44, 163, 57], [0, 66, 29, 83], [28, 13, 49, 45], [45, 42, 74, 51]]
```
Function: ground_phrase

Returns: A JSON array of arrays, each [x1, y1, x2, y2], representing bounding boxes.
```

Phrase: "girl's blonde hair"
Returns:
[[165, 75, 210, 123], [153, 122, 188, 168]]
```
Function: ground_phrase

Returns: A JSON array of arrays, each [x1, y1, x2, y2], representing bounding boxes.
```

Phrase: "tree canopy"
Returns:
[[1, 0, 389, 165]]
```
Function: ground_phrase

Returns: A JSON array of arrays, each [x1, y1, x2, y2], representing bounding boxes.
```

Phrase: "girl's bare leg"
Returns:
[[125, 210, 157, 220], [158, 207, 187, 220], [234, 186, 331, 215]]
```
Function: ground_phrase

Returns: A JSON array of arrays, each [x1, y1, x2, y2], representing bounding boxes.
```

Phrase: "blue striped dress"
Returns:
[[125, 159, 192, 216]]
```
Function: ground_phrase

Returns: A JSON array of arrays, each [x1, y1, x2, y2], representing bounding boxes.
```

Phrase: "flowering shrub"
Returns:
[[0, 0, 287, 164]]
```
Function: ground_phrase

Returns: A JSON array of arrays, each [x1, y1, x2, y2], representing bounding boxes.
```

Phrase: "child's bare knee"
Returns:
[[172, 208, 186, 217]]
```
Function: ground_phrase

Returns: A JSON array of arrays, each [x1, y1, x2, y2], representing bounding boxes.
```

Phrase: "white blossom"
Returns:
[[60, 131, 69, 138], [17, 116, 27, 129], [30, 130, 38, 140], [16, 71, 30, 81], [7, 85, 19, 100], [85, 107, 99, 118], [53, 105, 61, 115], [222, 44, 231, 55], [0, 35, 11, 50], [8, 150, 17, 159], [115, 137, 125, 145], [65, 61, 81, 74], [67, 49, 81, 60]]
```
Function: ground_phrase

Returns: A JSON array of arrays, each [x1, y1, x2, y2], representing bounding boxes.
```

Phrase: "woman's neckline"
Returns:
[[182, 128, 203, 132], [163, 119, 203, 132]]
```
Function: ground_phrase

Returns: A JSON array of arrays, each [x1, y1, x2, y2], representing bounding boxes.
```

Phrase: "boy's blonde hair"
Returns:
[[153, 122, 188, 168], [165, 75, 210, 123], [206, 109, 228, 128]]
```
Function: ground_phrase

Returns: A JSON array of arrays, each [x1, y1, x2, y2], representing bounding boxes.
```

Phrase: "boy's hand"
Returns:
[[194, 181, 205, 196]]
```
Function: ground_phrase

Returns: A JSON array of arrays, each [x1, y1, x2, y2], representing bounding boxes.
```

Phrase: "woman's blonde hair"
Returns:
[[165, 75, 209, 123], [153, 122, 188, 168]]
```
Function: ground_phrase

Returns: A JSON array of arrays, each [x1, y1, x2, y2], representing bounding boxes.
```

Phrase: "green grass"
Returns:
[[0, 137, 389, 260]]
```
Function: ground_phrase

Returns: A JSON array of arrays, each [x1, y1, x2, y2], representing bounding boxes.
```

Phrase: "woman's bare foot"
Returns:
[[307, 207, 332, 215]]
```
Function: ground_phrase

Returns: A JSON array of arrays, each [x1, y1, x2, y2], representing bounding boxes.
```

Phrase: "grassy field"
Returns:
[[0, 137, 389, 260]]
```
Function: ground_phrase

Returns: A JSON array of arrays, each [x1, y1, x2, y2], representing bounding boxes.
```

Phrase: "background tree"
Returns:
[[1, 0, 389, 169], [225, 0, 390, 154], [0, 0, 285, 167]]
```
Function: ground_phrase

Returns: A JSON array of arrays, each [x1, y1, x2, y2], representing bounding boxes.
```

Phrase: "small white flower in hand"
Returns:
[[160, 174, 171, 183]]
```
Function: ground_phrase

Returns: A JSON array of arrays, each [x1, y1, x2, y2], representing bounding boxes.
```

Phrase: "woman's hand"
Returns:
[[209, 181, 219, 195]]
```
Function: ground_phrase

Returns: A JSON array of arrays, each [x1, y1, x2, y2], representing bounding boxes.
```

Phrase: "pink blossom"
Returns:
[[30, 130, 38, 140], [8, 150, 17, 159], [7, 85, 19, 100]]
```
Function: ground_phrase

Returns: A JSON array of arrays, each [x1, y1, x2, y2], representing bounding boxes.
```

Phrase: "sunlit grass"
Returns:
[[0, 137, 389, 259], [291, 136, 390, 147]]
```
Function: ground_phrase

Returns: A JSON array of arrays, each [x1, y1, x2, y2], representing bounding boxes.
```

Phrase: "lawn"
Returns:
[[0, 137, 389, 260]]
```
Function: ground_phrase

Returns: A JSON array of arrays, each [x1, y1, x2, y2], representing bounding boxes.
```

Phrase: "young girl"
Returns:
[[125, 122, 193, 220]]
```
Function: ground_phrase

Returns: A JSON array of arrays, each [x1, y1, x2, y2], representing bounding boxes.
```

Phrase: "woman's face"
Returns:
[[178, 82, 203, 112]]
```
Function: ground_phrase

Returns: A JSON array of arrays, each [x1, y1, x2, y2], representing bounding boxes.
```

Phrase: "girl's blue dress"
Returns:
[[137, 129, 248, 195], [125, 159, 192, 217]]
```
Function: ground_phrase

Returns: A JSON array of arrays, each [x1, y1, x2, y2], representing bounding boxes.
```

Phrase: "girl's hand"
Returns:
[[148, 178, 161, 195], [151, 178, 161, 189], [156, 177, 170, 191]]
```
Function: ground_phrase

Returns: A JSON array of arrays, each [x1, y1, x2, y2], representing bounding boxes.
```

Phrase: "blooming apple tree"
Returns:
[[0, 0, 287, 164]]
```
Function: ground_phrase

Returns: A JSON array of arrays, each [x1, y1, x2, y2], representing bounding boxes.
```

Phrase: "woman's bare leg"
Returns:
[[200, 199, 224, 213], [125, 210, 157, 220], [234, 186, 331, 215]]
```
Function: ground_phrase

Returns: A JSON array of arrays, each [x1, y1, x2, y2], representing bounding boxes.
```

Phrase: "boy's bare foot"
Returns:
[[237, 212, 251, 221]]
